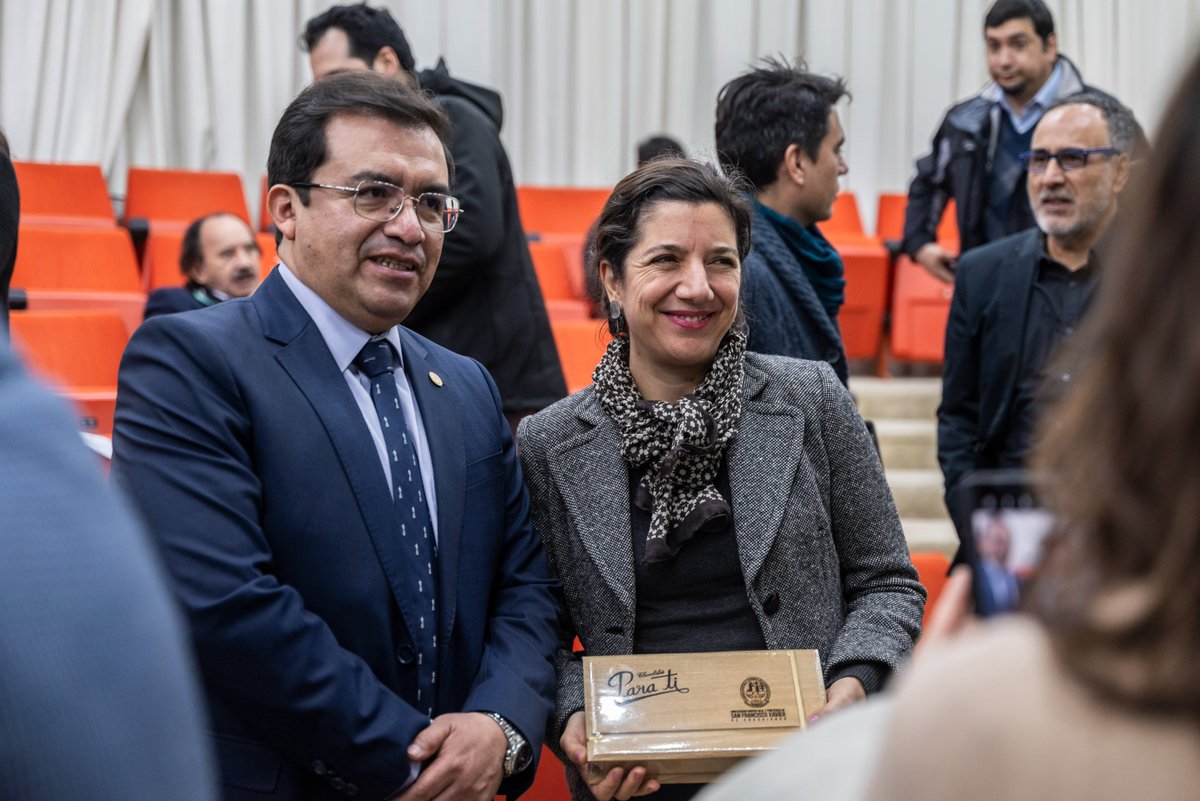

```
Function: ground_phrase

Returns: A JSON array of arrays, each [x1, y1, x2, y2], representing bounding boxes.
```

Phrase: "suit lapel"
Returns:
[[256, 272, 419, 622], [550, 395, 636, 615], [397, 328, 465, 649], [728, 360, 801, 586], [987, 230, 1040, 443]]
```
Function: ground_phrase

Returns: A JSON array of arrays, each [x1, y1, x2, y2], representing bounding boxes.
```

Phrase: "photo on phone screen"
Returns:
[[959, 471, 1056, 617]]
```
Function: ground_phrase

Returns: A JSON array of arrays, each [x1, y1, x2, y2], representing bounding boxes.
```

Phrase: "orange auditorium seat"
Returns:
[[890, 201, 960, 363], [875, 192, 907, 243], [123, 167, 250, 231], [519, 748, 571, 801], [12, 161, 116, 228], [816, 191, 865, 239], [11, 224, 146, 334], [910, 551, 952, 632], [551, 319, 612, 394], [528, 241, 590, 320], [517, 185, 610, 237], [9, 310, 130, 435]]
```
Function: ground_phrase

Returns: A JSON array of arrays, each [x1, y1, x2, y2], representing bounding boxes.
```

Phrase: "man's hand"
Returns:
[[560, 710, 660, 800], [914, 243, 957, 283], [806, 676, 866, 725], [394, 712, 507, 801]]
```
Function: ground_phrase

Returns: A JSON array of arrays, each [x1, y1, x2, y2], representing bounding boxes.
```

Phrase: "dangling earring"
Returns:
[[607, 298, 627, 336]]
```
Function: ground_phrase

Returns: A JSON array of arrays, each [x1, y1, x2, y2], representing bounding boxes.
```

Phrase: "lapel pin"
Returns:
[[428, 371, 444, 387]]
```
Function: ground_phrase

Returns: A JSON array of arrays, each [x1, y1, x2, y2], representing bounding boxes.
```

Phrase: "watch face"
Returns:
[[513, 741, 533, 772]]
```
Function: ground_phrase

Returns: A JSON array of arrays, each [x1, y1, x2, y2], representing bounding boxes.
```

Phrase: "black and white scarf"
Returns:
[[592, 328, 746, 563]]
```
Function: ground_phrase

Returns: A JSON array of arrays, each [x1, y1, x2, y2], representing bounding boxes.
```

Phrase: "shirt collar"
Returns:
[[276, 263, 404, 373], [989, 59, 1065, 132]]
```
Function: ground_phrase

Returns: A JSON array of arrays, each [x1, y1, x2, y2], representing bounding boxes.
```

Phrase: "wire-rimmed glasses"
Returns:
[[291, 179, 463, 232]]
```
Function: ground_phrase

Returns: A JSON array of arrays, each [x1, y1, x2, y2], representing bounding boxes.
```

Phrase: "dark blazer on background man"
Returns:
[[518, 354, 924, 799], [113, 268, 559, 801], [938, 228, 1044, 498], [0, 345, 215, 800]]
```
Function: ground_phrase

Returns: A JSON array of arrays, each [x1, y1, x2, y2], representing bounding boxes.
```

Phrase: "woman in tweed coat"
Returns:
[[517, 158, 924, 801]]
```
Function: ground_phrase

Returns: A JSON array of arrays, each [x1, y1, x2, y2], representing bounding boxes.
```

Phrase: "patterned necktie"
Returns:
[[353, 338, 439, 716]]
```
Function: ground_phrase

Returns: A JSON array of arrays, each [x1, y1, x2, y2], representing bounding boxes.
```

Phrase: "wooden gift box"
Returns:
[[583, 650, 827, 785]]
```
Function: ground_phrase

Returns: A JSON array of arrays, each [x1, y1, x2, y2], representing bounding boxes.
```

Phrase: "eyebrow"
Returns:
[[348, 170, 451, 196], [641, 243, 739, 256]]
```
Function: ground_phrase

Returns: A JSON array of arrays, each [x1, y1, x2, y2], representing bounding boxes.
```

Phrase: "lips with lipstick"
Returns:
[[664, 310, 718, 329]]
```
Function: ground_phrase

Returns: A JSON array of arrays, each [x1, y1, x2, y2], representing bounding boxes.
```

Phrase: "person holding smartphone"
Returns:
[[865, 51, 1200, 801]]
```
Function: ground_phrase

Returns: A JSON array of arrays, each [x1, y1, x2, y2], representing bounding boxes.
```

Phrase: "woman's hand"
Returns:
[[560, 710, 661, 800], [807, 676, 866, 724]]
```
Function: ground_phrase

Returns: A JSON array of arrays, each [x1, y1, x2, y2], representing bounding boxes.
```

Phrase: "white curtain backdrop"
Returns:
[[2, 0, 1198, 229]]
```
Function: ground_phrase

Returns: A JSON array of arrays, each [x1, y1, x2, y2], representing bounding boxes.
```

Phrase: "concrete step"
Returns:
[[902, 518, 959, 559], [886, 468, 948, 520], [850, 377, 941, 421], [874, 419, 938, 470]]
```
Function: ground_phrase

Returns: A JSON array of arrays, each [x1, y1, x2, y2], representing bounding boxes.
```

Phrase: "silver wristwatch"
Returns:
[[485, 712, 532, 777]]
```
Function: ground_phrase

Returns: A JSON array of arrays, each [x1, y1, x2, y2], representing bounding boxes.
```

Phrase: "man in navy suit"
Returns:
[[113, 71, 558, 801]]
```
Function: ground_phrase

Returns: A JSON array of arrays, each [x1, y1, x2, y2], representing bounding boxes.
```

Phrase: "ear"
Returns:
[[267, 184, 299, 242], [1111, 152, 1132, 194], [781, 143, 808, 188], [599, 259, 622, 304], [372, 46, 403, 78], [1044, 31, 1058, 58]]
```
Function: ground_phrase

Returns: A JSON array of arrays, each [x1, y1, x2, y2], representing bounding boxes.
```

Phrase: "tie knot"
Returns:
[[354, 339, 395, 379]]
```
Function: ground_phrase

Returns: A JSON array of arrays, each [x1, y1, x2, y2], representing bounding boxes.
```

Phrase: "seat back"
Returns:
[[528, 241, 578, 301], [517, 186, 610, 236], [13, 161, 116, 228], [910, 551, 952, 631], [9, 310, 129, 389], [124, 167, 250, 229], [12, 225, 141, 292], [551, 319, 612, 394]]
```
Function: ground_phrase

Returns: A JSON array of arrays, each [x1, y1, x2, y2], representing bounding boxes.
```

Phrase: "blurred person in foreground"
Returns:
[[303, 3, 566, 428], [864, 50, 1200, 801], [144, 212, 261, 319], [715, 59, 852, 384], [518, 157, 924, 801], [0, 337, 215, 797], [1, 127, 16, 334]]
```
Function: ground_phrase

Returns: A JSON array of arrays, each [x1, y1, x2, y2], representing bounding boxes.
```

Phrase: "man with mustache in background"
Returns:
[[938, 92, 1135, 515], [144, 212, 262, 318]]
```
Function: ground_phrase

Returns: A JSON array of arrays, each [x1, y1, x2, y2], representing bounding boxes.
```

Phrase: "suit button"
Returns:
[[762, 593, 780, 616], [345, 783, 359, 797], [396, 645, 416, 665], [311, 760, 327, 776], [331, 777, 346, 791], [825, 348, 841, 363]]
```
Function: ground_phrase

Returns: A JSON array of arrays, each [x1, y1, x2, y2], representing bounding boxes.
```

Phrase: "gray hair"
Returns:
[[1046, 90, 1139, 154]]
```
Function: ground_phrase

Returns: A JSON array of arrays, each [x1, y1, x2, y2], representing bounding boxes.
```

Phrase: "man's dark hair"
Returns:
[[1045, 90, 1140, 155], [984, 0, 1055, 42], [714, 58, 848, 192], [0, 127, 9, 158], [636, 135, 685, 165], [301, 3, 416, 74], [267, 70, 452, 207]]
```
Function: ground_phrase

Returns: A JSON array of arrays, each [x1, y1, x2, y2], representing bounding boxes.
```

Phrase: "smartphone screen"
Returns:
[[960, 471, 1055, 617]]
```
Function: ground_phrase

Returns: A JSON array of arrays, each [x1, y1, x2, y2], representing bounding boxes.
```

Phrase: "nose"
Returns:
[[383, 198, 426, 244], [675, 257, 715, 301], [837, 153, 849, 176], [1039, 157, 1067, 185], [235, 247, 257, 269]]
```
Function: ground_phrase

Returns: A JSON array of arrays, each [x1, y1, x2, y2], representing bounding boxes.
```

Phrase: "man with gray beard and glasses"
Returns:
[[938, 91, 1137, 527]]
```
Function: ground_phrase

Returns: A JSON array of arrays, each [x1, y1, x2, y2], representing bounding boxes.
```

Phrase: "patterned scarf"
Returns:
[[592, 328, 746, 563]]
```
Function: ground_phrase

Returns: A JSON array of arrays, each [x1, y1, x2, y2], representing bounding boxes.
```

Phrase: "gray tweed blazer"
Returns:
[[517, 353, 925, 767]]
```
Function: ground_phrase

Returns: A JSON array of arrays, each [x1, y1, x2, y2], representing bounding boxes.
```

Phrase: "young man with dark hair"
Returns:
[[114, 70, 558, 801], [903, 0, 1144, 282], [143, 212, 261, 319], [302, 4, 566, 431], [0, 129, 16, 335], [715, 59, 852, 383]]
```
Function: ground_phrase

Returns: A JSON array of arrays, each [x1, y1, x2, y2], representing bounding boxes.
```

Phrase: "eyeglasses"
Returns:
[[1019, 148, 1122, 173], [291, 180, 463, 232]]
